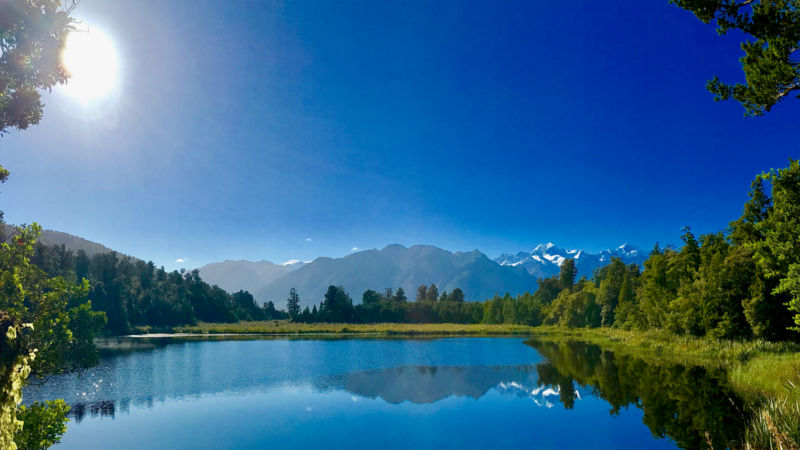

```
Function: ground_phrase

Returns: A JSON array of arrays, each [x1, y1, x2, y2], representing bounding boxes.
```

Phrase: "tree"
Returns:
[[425, 284, 439, 303], [394, 287, 407, 303], [263, 301, 277, 319], [671, 0, 800, 115], [749, 160, 800, 331], [0, 4, 105, 446], [362, 289, 381, 307], [320, 285, 354, 323], [286, 288, 300, 321], [14, 400, 69, 450], [1, 225, 106, 449], [0, 0, 75, 134], [450, 288, 465, 303], [415, 285, 427, 302], [559, 259, 577, 291]]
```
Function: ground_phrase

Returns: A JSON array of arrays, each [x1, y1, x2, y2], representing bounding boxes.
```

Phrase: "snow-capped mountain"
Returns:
[[496, 382, 582, 409], [495, 243, 646, 279]]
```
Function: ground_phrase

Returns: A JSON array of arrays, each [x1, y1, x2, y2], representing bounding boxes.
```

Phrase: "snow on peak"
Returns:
[[281, 259, 301, 266], [532, 242, 557, 253], [543, 253, 566, 266], [495, 242, 645, 277]]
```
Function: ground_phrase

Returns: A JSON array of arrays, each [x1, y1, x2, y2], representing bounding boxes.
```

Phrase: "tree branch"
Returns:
[[776, 82, 800, 100]]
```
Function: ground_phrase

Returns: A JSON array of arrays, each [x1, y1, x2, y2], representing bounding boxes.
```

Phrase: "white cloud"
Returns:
[[351, 247, 359, 251], [176, 258, 188, 263], [305, 238, 312, 243]]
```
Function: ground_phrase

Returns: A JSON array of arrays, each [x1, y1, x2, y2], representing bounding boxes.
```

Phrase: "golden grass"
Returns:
[[175, 320, 538, 336]]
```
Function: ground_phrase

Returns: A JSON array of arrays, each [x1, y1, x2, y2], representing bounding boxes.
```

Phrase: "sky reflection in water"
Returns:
[[24, 337, 687, 449]]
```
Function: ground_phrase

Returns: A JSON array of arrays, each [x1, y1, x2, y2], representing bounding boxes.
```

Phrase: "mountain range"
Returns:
[[208, 243, 647, 307], [9, 224, 646, 309], [251, 244, 537, 307], [196, 259, 307, 295], [494, 242, 646, 279]]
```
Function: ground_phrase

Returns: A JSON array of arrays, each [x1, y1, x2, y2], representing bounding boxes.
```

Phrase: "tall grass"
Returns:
[[744, 396, 800, 449], [173, 320, 538, 336]]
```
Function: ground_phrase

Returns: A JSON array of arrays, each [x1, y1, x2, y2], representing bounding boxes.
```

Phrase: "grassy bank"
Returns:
[[174, 320, 538, 336], [527, 326, 800, 401]]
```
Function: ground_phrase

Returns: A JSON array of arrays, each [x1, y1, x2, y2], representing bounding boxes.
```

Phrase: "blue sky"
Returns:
[[2, 0, 798, 270]]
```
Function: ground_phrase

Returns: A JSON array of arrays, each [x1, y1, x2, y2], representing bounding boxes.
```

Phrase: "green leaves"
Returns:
[[0, 0, 75, 134], [672, 0, 800, 115], [1, 224, 106, 449], [14, 400, 69, 450]]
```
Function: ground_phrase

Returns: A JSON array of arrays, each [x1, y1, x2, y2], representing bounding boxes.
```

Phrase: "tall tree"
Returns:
[[749, 160, 800, 331], [425, 284, 439, 303], [320, 285, 354, 323], [286, 288, 300, 321], [394, 287, 407, 303], [415, 284, 427, 302], [671, 0, 800, 115], [559, 259, 577, 291]]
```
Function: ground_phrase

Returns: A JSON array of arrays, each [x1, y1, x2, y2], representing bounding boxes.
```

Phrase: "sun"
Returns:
[[60, 25, 119, 101]]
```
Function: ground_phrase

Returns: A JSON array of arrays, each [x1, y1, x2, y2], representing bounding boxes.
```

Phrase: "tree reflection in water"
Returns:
[[69, 400, 117, 423], [527, 339, 748, 450]]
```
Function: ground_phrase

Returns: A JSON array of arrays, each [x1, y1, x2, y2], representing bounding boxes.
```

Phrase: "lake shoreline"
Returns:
[[129, 321, 800, 401]]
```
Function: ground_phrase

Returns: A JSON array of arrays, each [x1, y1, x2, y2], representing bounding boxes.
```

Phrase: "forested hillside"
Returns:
[[26, 244, 285, 334]]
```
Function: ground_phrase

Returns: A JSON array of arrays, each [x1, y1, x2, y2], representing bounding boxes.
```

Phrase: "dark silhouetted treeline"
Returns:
[[28, 161, 800, 340], [292, 285, 484, 324], [30, 246, 286, 334]]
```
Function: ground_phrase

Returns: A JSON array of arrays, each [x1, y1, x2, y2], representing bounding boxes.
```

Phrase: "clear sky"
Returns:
[[2, 0, 798, 271]]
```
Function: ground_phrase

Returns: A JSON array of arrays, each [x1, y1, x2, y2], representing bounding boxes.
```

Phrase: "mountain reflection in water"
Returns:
[[316, 364, 580, 405], [65, 364, 580, 422], [24, 337, 755, 449]]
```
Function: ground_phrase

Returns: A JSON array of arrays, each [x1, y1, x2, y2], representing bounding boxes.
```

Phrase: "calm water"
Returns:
[[23, 336, 746, 449]]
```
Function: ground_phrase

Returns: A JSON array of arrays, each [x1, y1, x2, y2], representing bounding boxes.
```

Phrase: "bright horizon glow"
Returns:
[[60, 25, 119, 101]]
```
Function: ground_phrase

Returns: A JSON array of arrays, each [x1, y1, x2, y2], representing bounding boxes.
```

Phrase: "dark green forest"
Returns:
[[16, 160, 800, 341], [19, 240, 287, 335]]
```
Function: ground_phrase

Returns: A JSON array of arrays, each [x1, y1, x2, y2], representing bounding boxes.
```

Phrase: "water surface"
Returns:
[[24, 336, 743, 449]]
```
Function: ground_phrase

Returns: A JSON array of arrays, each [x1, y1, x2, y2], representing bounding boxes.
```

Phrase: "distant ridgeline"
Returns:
[[290, 162, 800, 338], [11, 160, 800, 339], [2, 226, 284, 335], [200, 243, 645, 310]]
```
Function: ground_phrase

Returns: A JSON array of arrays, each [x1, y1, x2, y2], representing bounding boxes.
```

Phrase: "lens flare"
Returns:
[[60, 25, 119, 101]]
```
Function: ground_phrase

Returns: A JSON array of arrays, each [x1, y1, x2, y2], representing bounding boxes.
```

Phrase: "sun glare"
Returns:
[[60, 25, 119, 101]]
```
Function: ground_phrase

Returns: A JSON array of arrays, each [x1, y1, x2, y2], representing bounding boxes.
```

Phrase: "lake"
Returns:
[[23, 336, 746, 449]]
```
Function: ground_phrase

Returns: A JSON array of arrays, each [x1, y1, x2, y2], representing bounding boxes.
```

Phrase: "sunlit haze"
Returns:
[[60, 25, 119, 101], [4, 1, 799, 271]]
